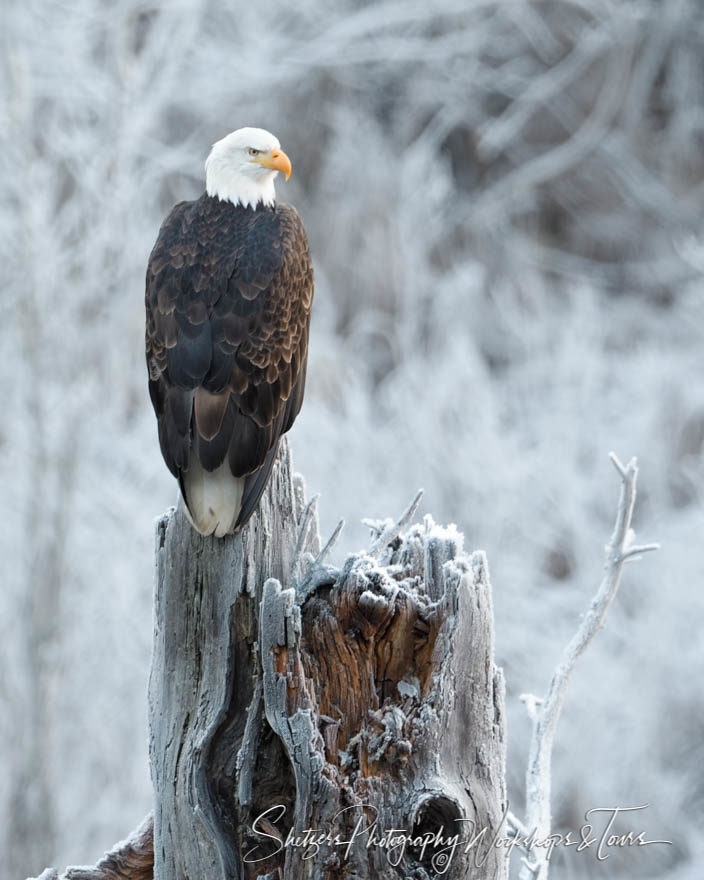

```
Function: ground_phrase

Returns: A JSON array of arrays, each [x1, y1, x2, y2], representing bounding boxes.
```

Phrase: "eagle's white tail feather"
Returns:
[[182, 458, 244, 537]]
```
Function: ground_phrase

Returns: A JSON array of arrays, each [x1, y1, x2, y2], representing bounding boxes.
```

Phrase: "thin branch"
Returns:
[[289, 494, 320, 583], [314, 517, 345, 569], [607, 448, 628, 477], [517, 453, 658, 880], [507, 809, 530, 840], [295, 517, 345, 603], [368, 489, 424, 559], [521, 856, 539, 876], [621, 543, 660, 561]]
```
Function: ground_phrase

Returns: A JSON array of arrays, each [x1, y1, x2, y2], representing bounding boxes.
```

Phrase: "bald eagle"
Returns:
[[145, 127, 313, 536]]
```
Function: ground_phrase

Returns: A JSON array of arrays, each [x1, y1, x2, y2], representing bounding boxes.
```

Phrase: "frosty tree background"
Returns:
[[1, 1, 703, 878]]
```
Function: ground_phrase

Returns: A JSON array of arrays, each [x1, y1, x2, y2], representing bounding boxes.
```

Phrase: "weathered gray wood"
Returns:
[[149, 436, 507, 879]]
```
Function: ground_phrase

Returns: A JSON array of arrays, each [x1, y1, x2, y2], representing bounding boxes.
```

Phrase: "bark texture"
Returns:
[[28, 813, 154, 880], [149, 437, 507, 879]]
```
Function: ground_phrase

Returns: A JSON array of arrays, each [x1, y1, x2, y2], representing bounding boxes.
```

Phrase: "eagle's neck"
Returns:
[[205, 157, 276, 210]]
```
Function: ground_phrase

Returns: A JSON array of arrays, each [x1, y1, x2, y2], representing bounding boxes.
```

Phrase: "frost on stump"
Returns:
[[27, 447, 658, 880], [148, 437, 507, 880]]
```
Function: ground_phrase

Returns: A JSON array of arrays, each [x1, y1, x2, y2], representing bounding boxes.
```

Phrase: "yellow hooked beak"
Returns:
[[254, 148, 292, 181]]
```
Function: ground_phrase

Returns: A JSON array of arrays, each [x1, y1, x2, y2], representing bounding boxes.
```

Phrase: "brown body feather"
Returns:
[[145, 193, 313, 531]]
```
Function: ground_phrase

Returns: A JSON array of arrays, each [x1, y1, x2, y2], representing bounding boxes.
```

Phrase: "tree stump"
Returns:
[[149, 438, 507, 879]]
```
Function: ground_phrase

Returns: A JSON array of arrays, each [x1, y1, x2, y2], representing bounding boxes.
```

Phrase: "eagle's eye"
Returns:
[[248, 147, 261, 157]]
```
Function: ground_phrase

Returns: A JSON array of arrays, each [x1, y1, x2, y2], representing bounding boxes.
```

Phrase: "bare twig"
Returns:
[[516, 454, 658, 880], [295, 517, 345, 603], [289, 493, 320, 583], [507, 809, 530, 840], [521, 855, 539, 876], [368, 489, 424, 559], [313, 517, 345, 569]]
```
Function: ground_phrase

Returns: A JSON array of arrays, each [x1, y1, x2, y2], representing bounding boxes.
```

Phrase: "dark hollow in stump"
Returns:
[[149, 438, 507, 879]]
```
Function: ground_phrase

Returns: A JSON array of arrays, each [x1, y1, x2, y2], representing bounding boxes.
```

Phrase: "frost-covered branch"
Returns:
[[516, 454, 658, 880], [365, 488, 424, 558], [30, 813, 153, 880], [295, 515, 344, 603]]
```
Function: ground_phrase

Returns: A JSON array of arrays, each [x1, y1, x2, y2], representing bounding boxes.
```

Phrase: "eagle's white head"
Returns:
[[205, 127, 292, 209]]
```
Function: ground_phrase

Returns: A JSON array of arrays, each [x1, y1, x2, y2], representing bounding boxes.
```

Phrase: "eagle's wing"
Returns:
[[145, 197, 313, 531]]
